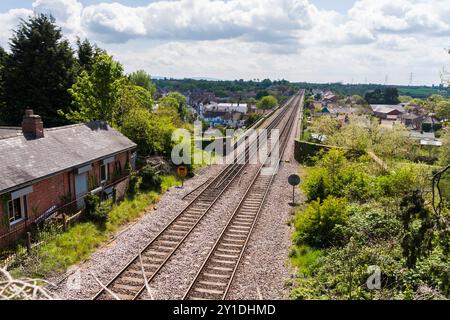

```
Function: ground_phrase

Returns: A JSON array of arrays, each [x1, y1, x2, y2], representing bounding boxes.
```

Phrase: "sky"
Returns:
[[0, 0, 449, 85]]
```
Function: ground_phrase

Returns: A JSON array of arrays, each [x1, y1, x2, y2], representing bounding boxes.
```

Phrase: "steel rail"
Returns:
[[182, 92, 302, 300]]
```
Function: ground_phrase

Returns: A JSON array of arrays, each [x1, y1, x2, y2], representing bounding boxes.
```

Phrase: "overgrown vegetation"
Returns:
[[290, 149, 449, 300]]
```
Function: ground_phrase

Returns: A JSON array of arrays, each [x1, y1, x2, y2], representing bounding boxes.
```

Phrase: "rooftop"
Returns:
[[0, 121, 136, 194], [0, 127, 21, 139], [371, 104, 405, 114]]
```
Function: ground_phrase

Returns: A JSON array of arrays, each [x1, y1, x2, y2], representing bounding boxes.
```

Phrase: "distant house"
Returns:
[[202, 102, 248, 128], [204, 102, 248, 114], [371, 104, 405, 120], [0, 110, 137, 248], [334, 107, 359, 115], [408, 130, 442, 146], [400, 113, 422, 130], [323, 91, 338, 103]]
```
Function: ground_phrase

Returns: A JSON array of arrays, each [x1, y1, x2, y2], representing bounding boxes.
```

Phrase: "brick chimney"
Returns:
[[22, 109, 44, 139]]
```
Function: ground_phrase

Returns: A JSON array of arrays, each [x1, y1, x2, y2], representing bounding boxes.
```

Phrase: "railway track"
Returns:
[[93, 93, 301, 300], [183, 92, 302, 300]]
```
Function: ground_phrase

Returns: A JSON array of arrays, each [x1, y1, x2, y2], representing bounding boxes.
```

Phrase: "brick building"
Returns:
[[0, 110, 136, 248]]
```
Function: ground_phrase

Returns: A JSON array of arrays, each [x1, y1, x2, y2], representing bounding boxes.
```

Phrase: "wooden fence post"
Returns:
[[63, 213, 67, 232], [26, 232, 32, 254]]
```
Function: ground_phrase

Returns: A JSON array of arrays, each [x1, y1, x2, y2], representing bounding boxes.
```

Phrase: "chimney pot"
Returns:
[[22, 109, 44, 139], [24, 109, 34, 118]]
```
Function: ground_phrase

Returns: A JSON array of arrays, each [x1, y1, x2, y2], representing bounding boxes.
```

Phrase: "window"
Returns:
[[7, 196, 27, 225], [100, 163, 109, 183]]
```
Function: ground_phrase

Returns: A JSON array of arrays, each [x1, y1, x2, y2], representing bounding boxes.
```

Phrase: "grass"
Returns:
[[161, 175, 182, 193], [11, 175, 182, 278], [106, 191, 160, 233], [289, 245, 322, 276]]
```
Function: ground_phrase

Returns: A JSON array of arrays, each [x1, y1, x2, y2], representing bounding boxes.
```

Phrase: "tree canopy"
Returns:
[[1, 14, 77, 127], [364, 87, 400, 105], [129, 70, 156, 96], [64, 54, 127, 126], [76, 38, 105, 74], [257, 95, 278, 109]]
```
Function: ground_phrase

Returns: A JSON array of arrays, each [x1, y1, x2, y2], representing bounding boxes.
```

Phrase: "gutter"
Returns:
[[0, 145, 137, 196]]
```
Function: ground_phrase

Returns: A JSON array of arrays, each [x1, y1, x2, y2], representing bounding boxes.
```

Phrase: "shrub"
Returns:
[[139, 165, 162, 191], [161, 175, 182, 192], [128, 170, 142, 195], [84, 193, 111, 226], [342, 204, 403, 245], [303, 167, 328, 202], [294, 197, 348, 248], [374, 163, 431, 197]]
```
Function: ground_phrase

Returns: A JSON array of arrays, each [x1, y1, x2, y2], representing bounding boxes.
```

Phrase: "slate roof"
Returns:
[[371, 104, 405, 114], [0, 121, 137, 194], [0, 127, 21, 139]]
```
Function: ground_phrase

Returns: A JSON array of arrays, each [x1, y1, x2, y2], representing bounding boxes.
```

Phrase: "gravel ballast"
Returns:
[[227, 102, 302, 300]]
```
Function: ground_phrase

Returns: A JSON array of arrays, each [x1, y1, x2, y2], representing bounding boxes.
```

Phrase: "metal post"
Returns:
[[292, 185, 295, 204]]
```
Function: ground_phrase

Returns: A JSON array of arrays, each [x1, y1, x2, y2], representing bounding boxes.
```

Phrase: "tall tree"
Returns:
[[129, 70, 156, 95], [257, 95, 278, 109], [76, 38, 105, 74], [0, 46, 7, 124], [65, 54, 127, 126], [166, 92, 188, 120], [2, 14, 76, 127]]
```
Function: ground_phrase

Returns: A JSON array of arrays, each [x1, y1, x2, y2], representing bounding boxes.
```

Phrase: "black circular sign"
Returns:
[[288, 174, 301, 186]]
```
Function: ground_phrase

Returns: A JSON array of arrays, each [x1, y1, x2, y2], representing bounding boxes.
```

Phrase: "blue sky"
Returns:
[[0, 0, 449, 85]]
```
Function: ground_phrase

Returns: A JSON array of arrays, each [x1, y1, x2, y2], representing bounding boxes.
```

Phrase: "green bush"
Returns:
[[303, 167, 328, 202], [84, 193, 111, 225], [374, 163, 430, 198], [128, 170, 142, 195], [294, 197, 348, 248], [139, 165, 162, 191], [342, 204, 403, 245]]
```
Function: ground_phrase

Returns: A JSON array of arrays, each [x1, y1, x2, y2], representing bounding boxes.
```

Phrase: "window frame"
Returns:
[[100, 163, 109, 184], [7, 195, 27, 226]]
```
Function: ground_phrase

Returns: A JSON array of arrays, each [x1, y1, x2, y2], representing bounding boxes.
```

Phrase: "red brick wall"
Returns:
[[0, 171, 71, 248], [0, 151, 132, 248]]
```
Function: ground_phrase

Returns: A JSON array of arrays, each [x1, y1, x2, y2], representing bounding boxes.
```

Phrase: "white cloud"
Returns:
[[0, 0, 449, 85], [0, 8, 33, 46], [349, 0, 450, 35], [33, 0, 85, 40], [81, 0, 319, 44]]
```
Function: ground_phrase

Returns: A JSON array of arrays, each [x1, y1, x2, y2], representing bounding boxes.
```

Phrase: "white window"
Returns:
[[8, 196, 27, 225], [100, 163, 109, 184]]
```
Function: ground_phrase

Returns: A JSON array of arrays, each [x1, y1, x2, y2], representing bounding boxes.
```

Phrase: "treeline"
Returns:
[[299, 82, 449, 99], [0, 14, 191, 158], [154, 78, 296, 103], [155, 78, 450, 103]]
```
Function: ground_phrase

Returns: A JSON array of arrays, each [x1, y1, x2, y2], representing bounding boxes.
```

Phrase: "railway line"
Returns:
[[183, 93, 300, 300], [93, 91, 303, 300]]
